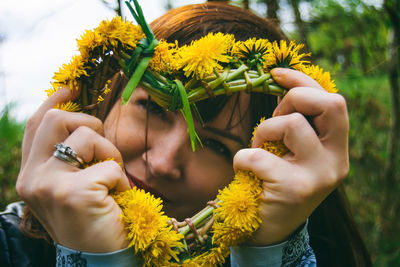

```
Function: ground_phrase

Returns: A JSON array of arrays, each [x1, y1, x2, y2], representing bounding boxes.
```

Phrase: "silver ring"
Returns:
[[53, 143, 84, 168]]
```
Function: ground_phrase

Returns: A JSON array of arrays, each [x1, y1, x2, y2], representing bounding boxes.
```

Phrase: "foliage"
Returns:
[[306, 0, 389, 73], [337, 71, 400, 265], [0, 105, 24, 210]]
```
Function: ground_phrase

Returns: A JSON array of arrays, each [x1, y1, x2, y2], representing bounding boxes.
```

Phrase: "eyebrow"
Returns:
[[203, 126, 246, 147]]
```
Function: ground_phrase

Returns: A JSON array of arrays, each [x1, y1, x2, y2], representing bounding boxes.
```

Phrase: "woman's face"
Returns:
[[104, 87, 251, 220]]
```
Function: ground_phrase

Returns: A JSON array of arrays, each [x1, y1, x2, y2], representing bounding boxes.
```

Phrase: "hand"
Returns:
[[17, 87, 130, 252], [233, 68, 349, 245]]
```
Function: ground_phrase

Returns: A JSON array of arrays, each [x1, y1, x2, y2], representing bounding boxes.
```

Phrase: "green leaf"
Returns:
[[174, 80, 201, 151]]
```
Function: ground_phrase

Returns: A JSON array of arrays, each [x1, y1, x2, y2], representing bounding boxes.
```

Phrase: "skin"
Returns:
[[104, 87, 250, 220], [16, 68, 349, 253]]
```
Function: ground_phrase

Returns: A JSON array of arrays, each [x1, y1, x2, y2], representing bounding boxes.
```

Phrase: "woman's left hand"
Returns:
[[233, 68, 349, 246]]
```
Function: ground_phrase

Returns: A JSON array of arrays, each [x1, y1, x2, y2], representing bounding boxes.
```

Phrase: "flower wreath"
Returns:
[[46, 0, 337, 265]]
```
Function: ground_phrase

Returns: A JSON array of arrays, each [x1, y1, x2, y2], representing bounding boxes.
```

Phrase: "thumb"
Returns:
[[271, 68, 323, 90]]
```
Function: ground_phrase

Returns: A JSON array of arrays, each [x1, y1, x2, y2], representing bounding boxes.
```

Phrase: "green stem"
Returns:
[[121, 56, 152, 105], [121, 38, 159, 105], [179, 205, 216, 236], [226, 64, 248, 81], [175, 80, 200, 151]]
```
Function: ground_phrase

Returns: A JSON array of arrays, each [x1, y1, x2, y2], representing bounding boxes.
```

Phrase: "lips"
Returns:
[[125, 171, 169, 202]]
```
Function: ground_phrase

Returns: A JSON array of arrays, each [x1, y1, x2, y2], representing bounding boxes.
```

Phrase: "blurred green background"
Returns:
[[1, 0, 399, 265]]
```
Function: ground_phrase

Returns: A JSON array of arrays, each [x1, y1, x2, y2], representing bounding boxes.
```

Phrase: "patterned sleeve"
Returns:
[[55, 222, 316, 267], [55, 244, 141, 267], [230, 221, 317, 267]]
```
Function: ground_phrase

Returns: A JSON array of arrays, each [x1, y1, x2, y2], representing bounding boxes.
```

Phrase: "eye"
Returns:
[[202, 138, 232, 160], [137, 99, 166, 118]]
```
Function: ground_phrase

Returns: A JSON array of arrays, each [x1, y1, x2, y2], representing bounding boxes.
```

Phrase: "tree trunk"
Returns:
[[116, 0, 122, 17], [166, 0, 173, 10], [288, 0, 309, 52], [101, 0, 122, 16], [358, 44, 368, 73], [243, 0, 250, 9], [264, 0, 280, 24], [381, 0, 400, 245]]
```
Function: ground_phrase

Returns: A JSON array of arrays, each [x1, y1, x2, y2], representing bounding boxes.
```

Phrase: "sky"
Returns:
[[0, 0, 203, 121]]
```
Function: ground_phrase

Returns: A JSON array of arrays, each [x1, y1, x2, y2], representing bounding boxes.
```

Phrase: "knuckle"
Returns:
[[42, 109, 64, 124], [51, 187, 69, 203], [290, 181, 313, 206], [233, 148, 263, 168], [74, 125, 96, 138], [246, 148, 265, 162], [337, 160, 350, 182], [91, 116, 104, 134], [16, 177, 29, 199], [286, 112, 306, 131], [286, 86, 300, 97], [233, 148, 248, 163], [326, 155, 349, 185], [103, 160, 123, 174], [327, 94, 347, 113]]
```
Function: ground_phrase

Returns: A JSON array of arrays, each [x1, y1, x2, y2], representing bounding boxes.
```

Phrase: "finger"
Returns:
[[233, 148, 289, 182], [28, 109, 104, 166], [271, 68, 324, 91], [21, 87, 80, 168], [273, 87, 349, 150], [58, 127, 128, 192], [80, 161, 130, 192], [63, 125, 123, 167], [251, 113, 322, 160]]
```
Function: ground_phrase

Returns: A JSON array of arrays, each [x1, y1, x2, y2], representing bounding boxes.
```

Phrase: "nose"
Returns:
[[143, 120, 190, 180]]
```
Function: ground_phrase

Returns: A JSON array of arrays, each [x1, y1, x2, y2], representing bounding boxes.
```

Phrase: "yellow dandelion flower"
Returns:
[[235, 38, 272, 61], [206, 245, 230, 266], [118, 20, 145, 49], [45, 87, 57, 98], [97, 95, 104, 102], [96, 17, 144, 50], [250, 117, 266, 145], [149, 40, 178, 73], [77, 29, 104, 59], [175, 32, 234, 79], [264, 40, 310, 71], [52, 55, 87, 90], [212, 222, 247, 247], [143, 227, 184, 266], [303, 64, 337, 93], [230, 170, 262, 196], [103, 83, 112, 95], [261, 140, 289, 157], [113, 187, 169, 253], [53, 101, 81, 112], [188, 245, 230, 267], [216, 182, 261, 232], [51, 82, 65, 90]]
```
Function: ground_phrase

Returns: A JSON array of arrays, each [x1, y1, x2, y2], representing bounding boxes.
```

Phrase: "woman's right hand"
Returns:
[[16, 87, 130, 252]]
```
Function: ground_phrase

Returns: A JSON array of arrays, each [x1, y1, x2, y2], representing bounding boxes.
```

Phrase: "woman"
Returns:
[[1, 2, 370, 266]]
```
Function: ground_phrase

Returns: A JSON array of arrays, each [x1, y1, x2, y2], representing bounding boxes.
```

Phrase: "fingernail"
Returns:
[[271, 68, 289, 79]]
